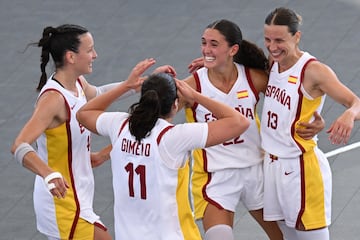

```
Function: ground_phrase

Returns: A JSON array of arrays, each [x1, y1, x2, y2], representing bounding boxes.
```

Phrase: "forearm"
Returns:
[[96, 82, 137, 100], [193, 91, 237, 119], [22, 151, 53, 178], [77, 82, 132, 132], [90, 144, 112, 168], [82, 82, 133, 112], [348, 99, 360, 121]]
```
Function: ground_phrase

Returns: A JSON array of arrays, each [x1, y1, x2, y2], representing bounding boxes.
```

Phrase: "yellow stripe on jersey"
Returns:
[[299, 150, 327, 230], [293, 95, 322, 152], [254, 104, 261, 132], [191, 148, 209, 219], [185, 107, 195, 123], [45, 123, 78, 239], [237, 90, 249, 99], [185, 107, 209, 220], [176, 161, 202, 240], [288, 75, 298, 84]]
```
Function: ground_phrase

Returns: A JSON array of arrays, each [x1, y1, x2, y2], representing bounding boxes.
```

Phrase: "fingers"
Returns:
[[296, 111, 325, 140], [49, 180, 68, 199], [48, 179, 68, 198], [165, 66, 177, 77], [188, 57, 204, 73], [152, 65, 177, 77], [295, 129, 314, 140], [133, 58, 156, 75], [45, 172, 68, 199], [176, 80, 195, 105], [327, 126, 350, 145], [313, 111, 323, 120]]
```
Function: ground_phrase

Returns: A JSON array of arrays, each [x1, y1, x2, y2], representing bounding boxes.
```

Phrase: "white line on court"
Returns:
[[325, 141, 360, 158]]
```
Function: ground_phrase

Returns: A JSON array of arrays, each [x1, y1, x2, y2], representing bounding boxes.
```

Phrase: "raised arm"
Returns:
[[77, 58, 156, 133]]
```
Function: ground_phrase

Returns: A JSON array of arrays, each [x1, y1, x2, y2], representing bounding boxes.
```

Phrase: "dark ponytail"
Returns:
[[32, 24, 88, 91], [128, 73, 177, 142], [235, 39, 268, 71], [36, 27, 56, 91]]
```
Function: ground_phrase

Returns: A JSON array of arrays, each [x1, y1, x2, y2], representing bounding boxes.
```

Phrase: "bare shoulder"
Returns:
[[303, 60, 339, 97], [304, 60, 336, 85], [37, 89, 67, 123]]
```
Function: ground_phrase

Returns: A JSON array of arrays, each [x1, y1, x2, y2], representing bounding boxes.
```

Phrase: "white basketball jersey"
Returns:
[[260, 52, 325, 157], [110, 118, 197, 240], [34, 77, 98, 238], [186, 63, 263, 171]]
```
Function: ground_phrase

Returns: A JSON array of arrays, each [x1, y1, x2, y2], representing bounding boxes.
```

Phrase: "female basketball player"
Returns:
[[185, 19, 325, 240], [76, 65, 250, 240], [10, 24, 170, 240], [260, 7, 360, 240]]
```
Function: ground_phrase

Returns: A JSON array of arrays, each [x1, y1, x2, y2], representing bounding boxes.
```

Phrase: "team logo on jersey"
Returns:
[[237, 90, 249, 99], [288, 75, 298, 84]]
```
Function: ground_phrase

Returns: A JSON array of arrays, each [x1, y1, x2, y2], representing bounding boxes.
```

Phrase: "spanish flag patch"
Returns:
[[288, 75, 298, 84], [237, 90, 249, 99]]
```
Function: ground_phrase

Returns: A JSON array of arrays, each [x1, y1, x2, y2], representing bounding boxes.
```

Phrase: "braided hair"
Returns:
[[34, 24, 88, 91]]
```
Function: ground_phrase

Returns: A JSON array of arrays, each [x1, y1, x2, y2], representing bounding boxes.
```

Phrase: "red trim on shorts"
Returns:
[[201, 149, 224, 210], [94, 221, 108, 232]]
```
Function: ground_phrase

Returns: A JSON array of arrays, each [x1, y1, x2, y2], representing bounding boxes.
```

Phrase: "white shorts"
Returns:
[[204, 163, 264, 212], [263, 147, 332, 230]]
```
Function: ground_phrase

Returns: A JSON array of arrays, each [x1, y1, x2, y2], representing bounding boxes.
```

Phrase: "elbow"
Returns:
[[236, 116, 250, 135], [10, 139, 22, 155], [10, 143, 16, 155], [75, 112, 80, 122], [243, 117, 251, 131], [76, 111, 83, 124]]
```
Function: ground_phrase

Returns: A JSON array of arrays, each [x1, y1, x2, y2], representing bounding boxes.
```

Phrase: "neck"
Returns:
[[53, 70, 79, 91], [53, 70, 80, 96], [278, 50, 303, 72], [208, 63, 238, 93]]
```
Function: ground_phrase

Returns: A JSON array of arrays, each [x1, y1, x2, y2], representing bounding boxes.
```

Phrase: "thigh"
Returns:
[[203, 203, 234, 231], [94, 221, 111, 240]]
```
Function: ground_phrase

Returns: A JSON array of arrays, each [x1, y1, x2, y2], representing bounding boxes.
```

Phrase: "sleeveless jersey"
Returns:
[[98, 113, 205, 240], [185, 63, 263, 171], [34, 77, 99, 239], [260, 52, 325, 158]]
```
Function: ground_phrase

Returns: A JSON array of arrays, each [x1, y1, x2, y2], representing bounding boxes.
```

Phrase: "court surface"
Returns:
[[1, 0, 360, 239]]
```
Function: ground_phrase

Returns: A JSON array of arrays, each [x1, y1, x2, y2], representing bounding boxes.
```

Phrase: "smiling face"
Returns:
[[71, 32, 97, 75], [201, 28, 238, 70], [264, 24, 301, 67]]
